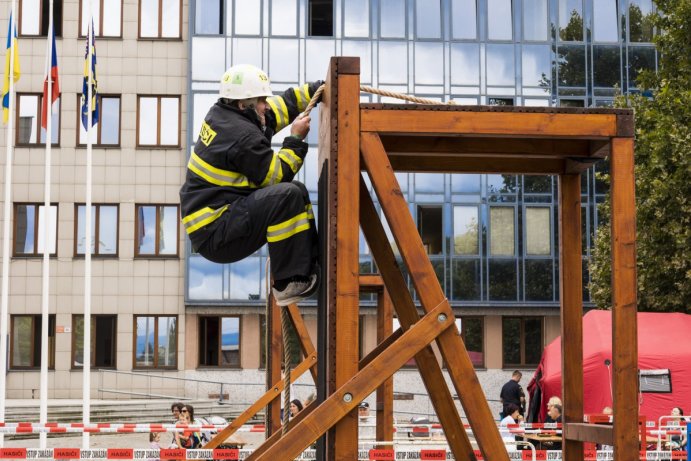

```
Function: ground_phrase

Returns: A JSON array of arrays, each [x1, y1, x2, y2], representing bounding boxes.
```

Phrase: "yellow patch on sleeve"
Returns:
[[199, 121, 217, 146]]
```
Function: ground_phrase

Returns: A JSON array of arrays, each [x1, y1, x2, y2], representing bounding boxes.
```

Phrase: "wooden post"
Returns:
[[375, 289, 394, 444], [266, 296, 282, 436], [559, 173, 584, 461], [318, 56, 361, 459], [610, 137, 638, 460]]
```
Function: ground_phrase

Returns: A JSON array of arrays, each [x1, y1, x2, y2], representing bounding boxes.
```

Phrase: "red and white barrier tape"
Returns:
[[0, 448, 685, 460]]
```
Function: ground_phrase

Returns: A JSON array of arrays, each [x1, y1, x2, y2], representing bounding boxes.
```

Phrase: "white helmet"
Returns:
[[219, 64, 273, 100]]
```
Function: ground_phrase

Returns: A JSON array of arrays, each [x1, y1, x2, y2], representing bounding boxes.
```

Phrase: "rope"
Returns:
[[281, 307, 294, 434], [300, 84, 454, 117]]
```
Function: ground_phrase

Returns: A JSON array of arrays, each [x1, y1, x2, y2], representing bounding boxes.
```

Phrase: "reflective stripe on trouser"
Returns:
[[196, 181, 317, 281]]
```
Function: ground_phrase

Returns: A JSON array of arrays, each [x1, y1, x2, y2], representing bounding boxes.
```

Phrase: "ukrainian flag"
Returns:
[[2, 12, 20, 124]]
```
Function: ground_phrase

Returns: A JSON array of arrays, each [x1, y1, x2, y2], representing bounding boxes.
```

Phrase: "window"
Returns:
[[79, 0, 122, 37], [19, 0, 62, 36], [451, 0, 477, 40], [14, 204, 58, 256], [271, 0, 297, 36], [523, 0, 547, 41], [502, 317, 543, 367], [137, 96, 180, 147], [490, 207, 515, 256], [628, 0, 654, 42], [135, 204, 179, 257], [77, 95, 121, 146], [199, 316, 241, 367], [134, 316, 177, 368], [343, 0, 369, 38], [453, 206, 479, 255], [417, 205, 442, 255], [11, 315, 55, 369], [75, 204, 118, 256], [593, 0, 619, 42], [195, 0, 223, 34], [16, 94, 60, 146], [446, 317, 484, 368], [415, 0, 441, 39], [487, 0, 512, 40], [308, 0, 333, 36], [380, 0, 406, 38], [558, 0, 583, 41], [139, 0, 181, 38], [72, 315, 116, 368], [525, 207, 551, 255]]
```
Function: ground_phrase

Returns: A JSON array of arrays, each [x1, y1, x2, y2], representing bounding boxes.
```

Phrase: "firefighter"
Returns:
[[180, 64, 323, 306]]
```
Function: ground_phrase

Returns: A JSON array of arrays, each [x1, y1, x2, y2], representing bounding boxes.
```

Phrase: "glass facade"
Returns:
[[187, 0, 656, 307]]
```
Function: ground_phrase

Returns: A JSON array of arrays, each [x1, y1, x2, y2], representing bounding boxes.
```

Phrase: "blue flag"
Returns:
[[81, 20, 98, 130]]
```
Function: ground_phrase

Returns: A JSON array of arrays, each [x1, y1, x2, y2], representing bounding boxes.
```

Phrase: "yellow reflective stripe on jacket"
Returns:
[[266, 211, 311, 243], [188, 151, 256, 188], [268, 96, 289, 131], [182, 205, 229, 234], [277, 148, 302, 174], [260, 154, 284, 187], [293, 84, 311, 112], [305, 203, 314, 220]]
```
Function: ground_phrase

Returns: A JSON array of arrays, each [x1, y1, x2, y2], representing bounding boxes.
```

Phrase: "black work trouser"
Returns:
[[197, 181, 317, 281]]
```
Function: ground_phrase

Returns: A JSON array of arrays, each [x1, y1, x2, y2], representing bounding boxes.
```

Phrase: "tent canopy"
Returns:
[[527, 310, 691, 423]]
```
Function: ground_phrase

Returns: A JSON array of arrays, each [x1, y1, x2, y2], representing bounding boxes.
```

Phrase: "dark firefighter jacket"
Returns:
[[180, 82, 322, 250]]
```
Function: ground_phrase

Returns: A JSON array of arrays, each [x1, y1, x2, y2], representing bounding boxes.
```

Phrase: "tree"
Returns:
[[590, 0, 691, 312]]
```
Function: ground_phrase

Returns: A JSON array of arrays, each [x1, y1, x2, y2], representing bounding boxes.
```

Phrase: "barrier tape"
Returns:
[[0, 449, 685, 460]]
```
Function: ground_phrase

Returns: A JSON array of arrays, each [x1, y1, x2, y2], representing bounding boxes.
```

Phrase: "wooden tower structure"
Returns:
[[206, 56, 639, 461]]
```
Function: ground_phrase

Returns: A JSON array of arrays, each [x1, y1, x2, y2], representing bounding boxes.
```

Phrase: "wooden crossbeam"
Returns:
[[360, 132, 510, 461], [249, 302, 456, 461], [286, 303, 318, 382], [361, 108, 619, 137]]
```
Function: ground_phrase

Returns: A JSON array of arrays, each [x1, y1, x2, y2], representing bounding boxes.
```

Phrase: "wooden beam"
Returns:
[[610, 137, 639, 460], [559, 173, 584, 461], [376, 290, 394, 444], [361, 133, 509, 461], [203, 353, 318, 449], [359, 274, 384, 291], [564, 423, 614, 446], [266, 296, 282, 436], [286, 304, 318, 382], [361, 109, 618, 137], [379, 136, 594, 157], [359, 177, 479, 460], [250, 302, 456, 461]]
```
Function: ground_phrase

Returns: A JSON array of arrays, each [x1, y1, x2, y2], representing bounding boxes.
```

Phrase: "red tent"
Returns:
[[527, 310, 691, 423]]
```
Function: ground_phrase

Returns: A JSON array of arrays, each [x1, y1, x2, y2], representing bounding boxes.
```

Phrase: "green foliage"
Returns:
[[589, 0, 691, 312]]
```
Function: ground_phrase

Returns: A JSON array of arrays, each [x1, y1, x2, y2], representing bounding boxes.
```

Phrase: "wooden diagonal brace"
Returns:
[[247, 301, 456, 461]]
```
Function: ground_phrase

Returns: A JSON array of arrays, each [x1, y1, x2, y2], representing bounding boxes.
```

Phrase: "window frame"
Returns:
[[73, 203, 120, 257], [78, 0, 123, 37], [502, 316, 544, 368], [13, 203, 59, 257], [138, 0, 183, 39], [197, 315, 242, 368], [76, 94, 122, 147], [134, 204, 180, 258], [71, 314, 117, 369], [136, 95, 181, 148], [10, 314, 56, 369], [15, 93, 61, 147], [133, 315, 178, 369], [18, 0, 63, 36]]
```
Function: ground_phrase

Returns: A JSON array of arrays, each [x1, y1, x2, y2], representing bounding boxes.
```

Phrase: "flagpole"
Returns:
[[38, 0, 55, 449], [82, 9, 93, 450], [0, 1, 18, 448]]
